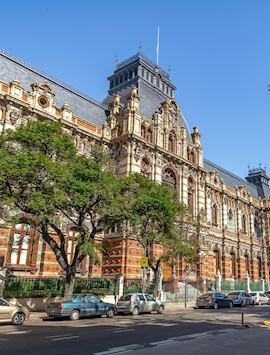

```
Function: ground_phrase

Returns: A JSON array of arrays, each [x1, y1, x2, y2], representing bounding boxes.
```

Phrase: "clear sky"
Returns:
[[1, 0, 269, 179]]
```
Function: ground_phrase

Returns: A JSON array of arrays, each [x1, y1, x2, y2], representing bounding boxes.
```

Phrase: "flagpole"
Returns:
[[156, 27, 160, 66]]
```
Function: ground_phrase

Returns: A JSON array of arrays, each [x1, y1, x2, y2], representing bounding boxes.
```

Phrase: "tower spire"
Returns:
[[156, 27, 160, 66]]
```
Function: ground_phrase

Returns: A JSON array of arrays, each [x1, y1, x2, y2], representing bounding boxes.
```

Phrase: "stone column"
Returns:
[[262, 279, 265, 293], [215, 270, 222, 292], [245, 272, 251, 293], [115, 274, 124, 302]]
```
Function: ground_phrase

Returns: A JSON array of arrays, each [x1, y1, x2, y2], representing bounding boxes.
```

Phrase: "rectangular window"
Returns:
[[9, 224, 35, 266]]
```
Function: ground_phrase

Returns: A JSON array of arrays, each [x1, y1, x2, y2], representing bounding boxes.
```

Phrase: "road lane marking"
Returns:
[[0, 338, 8, 342], [45, 334, 72, 338], [4, 330, 31, 335], [113, 329, 134, 333], [150, 339, 176, 346], [51, 336, 80, 341], [94, 344, 142, 355]]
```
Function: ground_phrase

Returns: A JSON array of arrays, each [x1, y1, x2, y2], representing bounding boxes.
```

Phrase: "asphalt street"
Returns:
[[1, 305, 270, 355]]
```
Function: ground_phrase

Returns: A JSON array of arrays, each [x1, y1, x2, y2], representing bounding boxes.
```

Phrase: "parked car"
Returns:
[[264, 291, 270, 299], [117, 293, 165, 315], [249, 292, 270, 305], [196, 293, 233, 309], [46, 294, 117, 320], [227, 291, 252, 306], [0, 297, 29, 325]]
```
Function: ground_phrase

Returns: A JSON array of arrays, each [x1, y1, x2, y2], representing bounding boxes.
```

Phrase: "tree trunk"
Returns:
[[63, 272, 76, 299], [153, 263, 163, 300]]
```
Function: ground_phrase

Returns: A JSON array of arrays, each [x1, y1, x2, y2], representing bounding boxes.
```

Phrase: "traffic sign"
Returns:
[[140, 256, 148, 268]]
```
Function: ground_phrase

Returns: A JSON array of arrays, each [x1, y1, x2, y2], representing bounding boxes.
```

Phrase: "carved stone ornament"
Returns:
[[134, 144, 142, 161], [141, 157, 151, 177], [9, 110, 21, 125], [200, 176, 205, 188], [120, 143, 128, 157]]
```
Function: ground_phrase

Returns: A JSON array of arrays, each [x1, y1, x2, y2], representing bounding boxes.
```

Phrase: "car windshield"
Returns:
[[200, 293, 212, 298], [119, 295, 132, 301], [68, 295, 84, 302], [249, 293, 257, 296]]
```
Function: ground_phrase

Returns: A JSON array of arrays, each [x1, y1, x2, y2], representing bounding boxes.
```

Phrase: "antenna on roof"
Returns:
[[114, 55, 118, 68], [248, 163, 250, 172], [156, 27, 160, 66], [138, 41, 142, 52]]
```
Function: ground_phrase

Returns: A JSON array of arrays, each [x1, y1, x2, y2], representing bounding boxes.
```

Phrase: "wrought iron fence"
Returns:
[[123, 279, 155, 295], [3, 277, 116, 298]]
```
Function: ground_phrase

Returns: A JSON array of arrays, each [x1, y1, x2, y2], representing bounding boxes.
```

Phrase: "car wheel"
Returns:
[[12, 312, 25, 325], [106, 308, 114, 318], [229, 301, 233, 308], [213, 302, 219, 310], [240, 301, 244, 307], [132, 307, 139, 316], [69, 310, 80, 321], [157, 305, 164, 314], [252, 301, 255, 306]]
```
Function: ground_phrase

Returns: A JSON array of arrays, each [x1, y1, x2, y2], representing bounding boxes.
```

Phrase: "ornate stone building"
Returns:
[[0, 50, 269, 286]]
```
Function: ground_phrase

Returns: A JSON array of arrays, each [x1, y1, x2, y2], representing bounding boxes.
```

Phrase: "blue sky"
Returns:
[[1, 0, 270, 178]]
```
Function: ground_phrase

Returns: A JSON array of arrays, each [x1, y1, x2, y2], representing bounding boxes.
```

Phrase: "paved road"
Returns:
[[1, 305, 270, 355]]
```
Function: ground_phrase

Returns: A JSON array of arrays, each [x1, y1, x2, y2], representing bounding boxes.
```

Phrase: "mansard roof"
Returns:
[[204, 159, 260, 198], [0, 50, 108, 127]]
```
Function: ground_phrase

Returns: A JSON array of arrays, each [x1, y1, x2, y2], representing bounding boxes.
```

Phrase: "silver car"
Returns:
[[0, 298, 29, 325], [117, 293, 165, 316], [227, 291, 252, 306], [249, 292, 270, 305]]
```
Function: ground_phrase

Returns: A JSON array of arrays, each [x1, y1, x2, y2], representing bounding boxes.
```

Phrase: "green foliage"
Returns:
[[0, 121, 133, 295], [120, 173, 198, 270]]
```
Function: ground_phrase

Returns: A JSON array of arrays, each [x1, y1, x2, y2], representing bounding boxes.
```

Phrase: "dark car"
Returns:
[[196, 293, 233, 309], [117, 293, 165, 315], [46, 294, 116, 320]]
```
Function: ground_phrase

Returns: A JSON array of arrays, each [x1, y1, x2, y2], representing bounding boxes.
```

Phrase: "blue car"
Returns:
[[46, 294, 116, 320]]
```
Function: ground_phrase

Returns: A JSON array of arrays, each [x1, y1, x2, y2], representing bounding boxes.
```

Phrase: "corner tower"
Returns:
[[245, 167, 270, 198]]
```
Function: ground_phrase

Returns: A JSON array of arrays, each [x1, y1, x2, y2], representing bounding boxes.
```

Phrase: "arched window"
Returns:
[[162, 168, 176, 190], [228, 209, 233, 221], [230, 252, 236, 277], [212, 204, 218, 226], [188, 177, 195, 215], [168, 132, 176, 153], [141, 125, 146, 139], [67, 227, 78, 264], [242, 214, 247, 234], [141, 157, 151, 178], [146, 128, 153, 143]]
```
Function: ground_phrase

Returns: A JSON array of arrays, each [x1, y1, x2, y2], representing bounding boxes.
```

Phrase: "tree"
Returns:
[[0, 121, 129, 298], [123, 174, 198, 298]]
